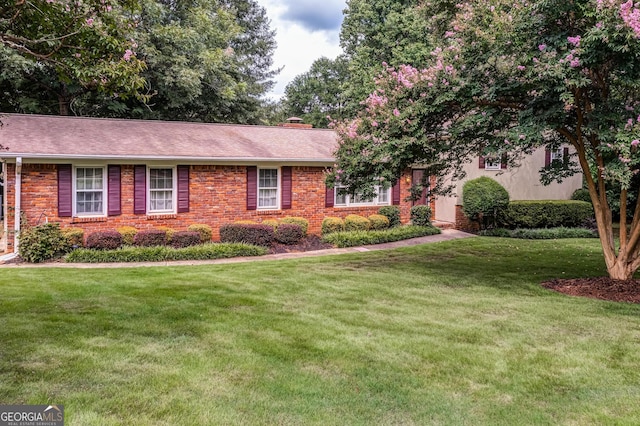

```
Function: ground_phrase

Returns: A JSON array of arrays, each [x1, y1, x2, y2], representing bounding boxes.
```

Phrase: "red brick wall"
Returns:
[[454, 204, 480, 232], [8, 164, 414, 246]]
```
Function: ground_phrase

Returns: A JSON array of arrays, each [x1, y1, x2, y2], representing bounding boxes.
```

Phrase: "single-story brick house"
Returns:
[[0, 114, 581, 256]]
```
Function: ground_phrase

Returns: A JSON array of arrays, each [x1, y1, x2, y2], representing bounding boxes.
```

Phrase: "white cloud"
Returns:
[[256, 0, 345, 100]]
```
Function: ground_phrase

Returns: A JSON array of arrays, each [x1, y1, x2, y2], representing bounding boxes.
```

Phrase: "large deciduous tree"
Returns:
[[0, 0, 146, 115], [330, 0, 640, 280]]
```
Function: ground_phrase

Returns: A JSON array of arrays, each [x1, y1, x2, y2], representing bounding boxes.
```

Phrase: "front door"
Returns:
[[411, 169, 429, 206]]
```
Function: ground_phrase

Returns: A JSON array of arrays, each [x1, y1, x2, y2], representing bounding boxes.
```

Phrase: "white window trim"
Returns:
[[73, 165, 107, 217], [484, 157, 502, 171], [147, 166, 177, 214], [334, 185, 391, 207], [257, 167, 280, 210], [550, 148, 563, 161]]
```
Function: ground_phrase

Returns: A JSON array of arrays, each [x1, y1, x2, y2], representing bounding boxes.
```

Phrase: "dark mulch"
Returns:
[[269, 235, 334, 254], [542, 277, 640, 304]]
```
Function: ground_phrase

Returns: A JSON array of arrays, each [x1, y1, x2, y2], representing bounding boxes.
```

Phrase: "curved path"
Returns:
[[2, 229, 475, 269]]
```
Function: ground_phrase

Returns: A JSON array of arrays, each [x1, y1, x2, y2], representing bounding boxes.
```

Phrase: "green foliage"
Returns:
[[368, 214, 390, 230], [344, 214, 371, 231], [571, 188, 592, 203], [410, 205, 432, 226], [19, 223, 71, 263], [274, 224, 304, 245], [66, 243, 267, 263], [155, 226, 176, 242], [321, 217, 345, 235], [170, 231, 201, 249], [61, 227, 84, 248], [378, 206, 401, 227], [262, 219, 279, 230], [462, 177, 510, 228], [219, 223, 274, 247], [187, 224, 212, 243], [134, 229, 167, 247], [322, 225, 441, 248], [86, 231, 123, 250], [497, 201, 594, 229], [117, 226, 138, 246], [280, 217, 309, 235], [479, 227, 597, 239]]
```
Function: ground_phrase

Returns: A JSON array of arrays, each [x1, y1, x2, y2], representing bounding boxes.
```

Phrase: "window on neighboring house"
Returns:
[[75, 167, 105, 216], [484, 157, 502, 170], [335, 185, 391, 207], [258, 168, 279, 209], [148, 167, 175, 213], [550, 148, 563, 161]]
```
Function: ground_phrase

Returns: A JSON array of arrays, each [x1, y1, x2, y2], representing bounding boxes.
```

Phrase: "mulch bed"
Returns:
[[542, 277, 640, 304]]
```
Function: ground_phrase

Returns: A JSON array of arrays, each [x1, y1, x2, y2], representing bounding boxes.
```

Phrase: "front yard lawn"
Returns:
[[1, 237, 639, 425]]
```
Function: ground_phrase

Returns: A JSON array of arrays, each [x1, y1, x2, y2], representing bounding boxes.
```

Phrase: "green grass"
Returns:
[[1, 237, 640, 425]]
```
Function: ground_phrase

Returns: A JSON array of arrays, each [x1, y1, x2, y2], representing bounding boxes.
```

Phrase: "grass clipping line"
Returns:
[[65, 243, 268, 263]]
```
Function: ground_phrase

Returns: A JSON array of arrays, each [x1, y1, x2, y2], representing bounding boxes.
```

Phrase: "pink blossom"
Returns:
[[538, 44, 547, 51], [371, 120, 378, 127], [393, 108, 400, 117], [123, 49, 133, 61], [567, 35, 581, 46], [596, 22, 604, 29], [517, 65, 526, 71], [86, 18, 94, 26], [570, 58, 581, 67], [631, 139, 640, 146]]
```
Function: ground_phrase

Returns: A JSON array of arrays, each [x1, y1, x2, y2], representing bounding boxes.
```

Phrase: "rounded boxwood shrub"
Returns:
[[86, 230, 123, 250], [19, 223, 71, 263], [345, 214, 370, 231], [219, 223, 275, 246], [155, 226, 176, 243], [62, 227, 84, 248], [378, 206, 401, 227], [280, 217, 309, 235], [187, 224, 212, 243], [462, 177, 510, 228], [321, 217, 345, 235], [275, 223, 304, 244], [170, 231, 202, 248], [134, 229, 167, 247], [571, 188, 592, 203], [116, 226, 138, 246], [368, 214, 390, 230], [262, 219, 279, 230], [410, 205, 432, 226]]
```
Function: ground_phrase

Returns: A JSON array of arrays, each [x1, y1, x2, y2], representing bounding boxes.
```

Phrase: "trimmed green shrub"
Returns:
[[368, 214, 390, 230], [509, 227, 597, 239], [478, 228, 512, 237], [116, 226, 138, 245], [86, 230, 123, 250], [378, 206, 401, 227], [66, 243, 267, 263], [134, 229, 167, 247], [571, 188, 592, 203], [170, 231, 201, 248], [280, 217, 309, 235], [410, 205, 432, 226], [155, 226, 176, 242], [62, 227, 84, 247], [345, 214, 370, 231], [322, 225, 441, 248], [19, 223, 71, 263], [219, 223, 275, 247], [322, 217, 345, 235], [462, 177, 510, 228], [262, 219, 280, 230], [497, 200, 594, 229], [187, 224, 212, 243], [275, 224, 304, 244]]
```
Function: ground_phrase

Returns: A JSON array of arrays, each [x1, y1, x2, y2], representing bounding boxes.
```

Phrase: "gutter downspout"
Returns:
[[14, 157, 21, 254]]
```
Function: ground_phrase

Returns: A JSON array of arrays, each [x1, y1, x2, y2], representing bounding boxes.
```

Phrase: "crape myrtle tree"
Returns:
[[329, 0, 640, 280], [0, 0, 146, 115]]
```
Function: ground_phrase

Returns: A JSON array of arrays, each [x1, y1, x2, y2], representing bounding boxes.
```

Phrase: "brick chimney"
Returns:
[[278, 117, 313, 129]]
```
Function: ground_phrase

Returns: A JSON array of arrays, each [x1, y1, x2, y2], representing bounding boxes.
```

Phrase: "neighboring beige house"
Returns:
[[433, 147, 583, 228]]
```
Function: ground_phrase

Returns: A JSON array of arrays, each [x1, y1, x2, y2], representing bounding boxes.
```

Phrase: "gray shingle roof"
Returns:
[[0, 114, 338, 164]]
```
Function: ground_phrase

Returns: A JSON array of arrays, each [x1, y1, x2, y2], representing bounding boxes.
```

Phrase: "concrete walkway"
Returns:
[[1, 229, 475, 269]]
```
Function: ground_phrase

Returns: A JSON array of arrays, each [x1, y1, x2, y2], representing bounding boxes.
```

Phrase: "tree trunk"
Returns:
[[58, 95, 71, 116], [607, 258, 636, 281]]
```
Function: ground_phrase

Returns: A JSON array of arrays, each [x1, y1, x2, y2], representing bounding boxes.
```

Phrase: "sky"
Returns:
[[255, 0, 347, 100]]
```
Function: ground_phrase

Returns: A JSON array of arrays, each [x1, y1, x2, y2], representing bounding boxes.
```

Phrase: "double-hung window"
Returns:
[[550, 148, 563, 162], [484, 157, 501, 170], [258, 168, 279, 209], [335, 184, 390, 207], [148, 167, 175, 213], [75, 167, 105, 216]]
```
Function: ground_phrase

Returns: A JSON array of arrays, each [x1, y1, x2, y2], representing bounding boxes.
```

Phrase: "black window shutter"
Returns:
[[57, 164, 73, 217], [281, 166, 292, 209], [134, 165, 146, 215], [247, 166, 257, 210], [392, 180, 401, 205], [107, 165, 121, 216], [177, 165, 190, 213]]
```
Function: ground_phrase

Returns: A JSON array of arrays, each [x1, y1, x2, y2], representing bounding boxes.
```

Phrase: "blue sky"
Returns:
[[256, 0, 346, 100]]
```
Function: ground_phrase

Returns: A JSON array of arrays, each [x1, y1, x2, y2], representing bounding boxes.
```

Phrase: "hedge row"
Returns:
[[497, 200, 593, 229], [219, 222, 306, 246], [65, 243, 267, 263], [479, 227, 597, 239], [322, 225, 441, 248]]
